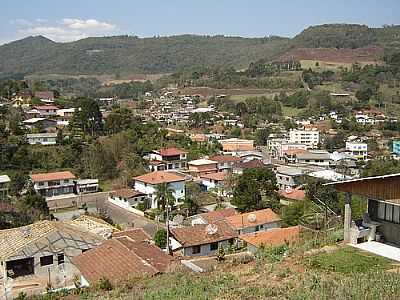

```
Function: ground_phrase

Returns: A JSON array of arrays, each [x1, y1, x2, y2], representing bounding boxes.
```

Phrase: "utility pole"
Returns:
[[166, 201, 171, 255]]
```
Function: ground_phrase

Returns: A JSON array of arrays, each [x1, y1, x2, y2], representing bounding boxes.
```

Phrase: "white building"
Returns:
[[289, 129, 320, 149], [26, 133, 57, 145], [133, 171, 186, 209], [345, 141, 368, 161], [30, 171, 76, 199]]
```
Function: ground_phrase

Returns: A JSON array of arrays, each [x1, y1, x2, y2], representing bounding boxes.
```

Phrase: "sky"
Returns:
[[1, 0, 400, 45]]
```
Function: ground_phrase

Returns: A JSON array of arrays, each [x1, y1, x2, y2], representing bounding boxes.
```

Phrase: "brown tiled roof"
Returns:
[[200, 172, 227, 181], [149, 160, 165, 166], [209, 155, 242, 163], [239, 226, 301, 248], [118, 238, 173, 273], [225, 209, 281, 230], [235, 159, 266, 170], [112, 189, 145, 199], [157, 147, 187, 156], [72, 239, 159, 284], [30, 171, 76, 182], [134, 171, 185, 185], [171, 220, 237, 247], [197, 208, 237, 224], [113, 228, 152, 242]]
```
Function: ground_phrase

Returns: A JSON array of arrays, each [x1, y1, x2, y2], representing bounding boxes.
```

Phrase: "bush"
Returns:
[[97, 277, 113, 291], [154, 229, 167, 249]]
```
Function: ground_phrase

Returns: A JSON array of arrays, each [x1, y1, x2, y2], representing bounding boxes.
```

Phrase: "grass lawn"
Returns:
[[282, 105, 305, 117], [306, 246, 394, 274]]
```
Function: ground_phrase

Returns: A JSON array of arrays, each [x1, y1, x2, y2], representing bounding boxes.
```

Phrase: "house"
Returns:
[[108, 188, 147, 210], [133, 171, 186, 209], [188, 159, 218, 177], [200, 172, 230, 196], [308, 170, 353, 182], [26, 133, 57, 145], [209, 155, 242, 173], [30, 171, 76, 199], [275, 166, 304, 190], [289, 129, 320, 149], [23, 118, 57, 131], [279, 143, 308, 161], [279, 187, 306, 205], [35, 91, 55, 101], [76, 179, 99, 194], [236, 151, 265, 162], [73, 236, 174, 286], [33, 105, 59, 117], [239, 226, 301, 253], [148, 148, 187, 171], [233, 159, 268, 175], [219, 138, 254, 152], [345, 141, 368, 161], [327, 174, 400, 247], [0, 175, 11, 200], [56, 108, 75, 121], [224, 208, 281, 235], [296, 150, 331, 167], [0, 216, 113, 298], [170, 220, 237, 256], [190, 208, 237, 226]]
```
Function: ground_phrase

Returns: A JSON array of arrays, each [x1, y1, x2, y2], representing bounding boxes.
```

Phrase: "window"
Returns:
[[210, 242, 219, 251], [57, 253, 65, 265], [192, 245, 201, 254], [40, 255, 53, 267], [372, 200, 400, 224]]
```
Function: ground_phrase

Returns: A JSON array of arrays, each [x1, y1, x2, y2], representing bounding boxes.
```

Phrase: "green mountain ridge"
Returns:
[[0, 24, 399, 77]]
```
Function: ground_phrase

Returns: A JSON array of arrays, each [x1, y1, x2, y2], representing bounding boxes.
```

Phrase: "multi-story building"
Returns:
[[393, 140, 400, 156], [345, 141, 368, 161], [133, 171, 186, 209], [33, 105, 59, 118], [188, 159, 218, 177], [148, 148, 187, 171], [26, 133, 58, 145], [0, 175, 11, 200], [30, 171, 76, 199], [275, 166, 304, 191], [296, 150, 331, 167], [209, 155, 242, 172], [289, 129, 320, 149]]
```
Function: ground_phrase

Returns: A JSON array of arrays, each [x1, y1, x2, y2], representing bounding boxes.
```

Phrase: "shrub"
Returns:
[[97, 277, 113, 291], [154, 229, 167, 249]]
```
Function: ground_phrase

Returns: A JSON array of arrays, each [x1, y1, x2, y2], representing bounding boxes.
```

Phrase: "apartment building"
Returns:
[[289, 129, 320, 149], [345, 141, 368, 161]]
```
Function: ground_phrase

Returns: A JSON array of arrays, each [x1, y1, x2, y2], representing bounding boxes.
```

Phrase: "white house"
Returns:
[[200, 172, 229, 196], [289, 129, 320, 149], [147, 147, 187, 171], [26, 133, 57, 145], [108, 189, 147, 210], [0, 175, 11, 200], [133, 171, 186, 209], [30, 171, 76, 199], [345, 141, 368, 161]]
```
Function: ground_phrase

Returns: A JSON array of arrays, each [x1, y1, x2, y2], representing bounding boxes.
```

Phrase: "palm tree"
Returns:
[[154, 183, 175, 255]]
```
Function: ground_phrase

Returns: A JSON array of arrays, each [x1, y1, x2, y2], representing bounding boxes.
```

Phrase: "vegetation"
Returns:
[[154, 229, 167, 249]]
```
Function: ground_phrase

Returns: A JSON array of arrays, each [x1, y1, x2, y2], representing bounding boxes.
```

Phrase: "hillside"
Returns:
[[0, 24, 400, 77]]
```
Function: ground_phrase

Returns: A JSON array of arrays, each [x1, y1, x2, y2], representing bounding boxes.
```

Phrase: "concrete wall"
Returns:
[[238, 222, 280, 235], [2, 230, 103, 289], [182, 240, 232, 257]]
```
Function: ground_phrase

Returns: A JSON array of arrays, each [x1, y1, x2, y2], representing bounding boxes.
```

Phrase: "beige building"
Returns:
[[188, 159, 218, 177], [220, 138, 255, 152]]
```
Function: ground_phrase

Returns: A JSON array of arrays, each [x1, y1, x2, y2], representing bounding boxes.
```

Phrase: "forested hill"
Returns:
[[0, 24, 399, 77]]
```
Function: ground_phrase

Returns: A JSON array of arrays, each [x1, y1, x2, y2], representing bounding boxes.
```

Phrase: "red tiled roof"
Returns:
[[30, 171, 76, 182], [112, 189, 145, 199], [149, 160, 165, 166], [239, 226, 301, 248], [113, 228, 152, 242], [225, 209, 281, 230], [33, 105, 59, 110], [171, 220, 237, 247], [283, 149, 308, 156], [200, 172, 227, 181], [156, 147, 187, 156], [134, 171, 185, 185], [279, 188, 306, 201], [209, 155, 242, 163], [197, 208, 237, 224]]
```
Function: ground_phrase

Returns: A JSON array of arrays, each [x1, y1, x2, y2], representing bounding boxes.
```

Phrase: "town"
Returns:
[[1, 5, 400, 299]]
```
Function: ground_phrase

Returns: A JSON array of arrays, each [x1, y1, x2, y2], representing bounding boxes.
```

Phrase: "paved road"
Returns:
[[104, 202, 163, 236]]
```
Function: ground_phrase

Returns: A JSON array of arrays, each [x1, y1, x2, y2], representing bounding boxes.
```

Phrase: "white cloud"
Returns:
[[14, 18, 119, 42]]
